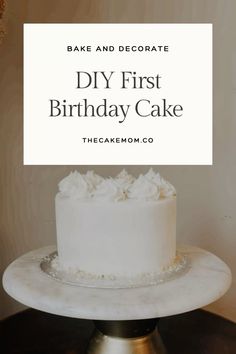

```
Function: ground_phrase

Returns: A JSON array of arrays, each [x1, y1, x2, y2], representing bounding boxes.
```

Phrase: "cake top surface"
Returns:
[[57, 169, 176, 202]]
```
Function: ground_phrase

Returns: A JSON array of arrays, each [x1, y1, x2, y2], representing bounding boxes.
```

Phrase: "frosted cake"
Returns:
[[54, 169, 177, 282]]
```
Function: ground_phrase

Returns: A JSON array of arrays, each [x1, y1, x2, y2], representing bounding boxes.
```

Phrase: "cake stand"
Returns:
[[2, 245, 231, 354]]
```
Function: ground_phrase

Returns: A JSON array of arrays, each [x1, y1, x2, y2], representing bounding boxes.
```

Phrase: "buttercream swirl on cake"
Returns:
[[145, 168, 176, 198], [84, 170, 104, 191], [128, 174, 160, 201], [93, 178, 126, 201], [115, 169, 135, 190], [159, 178, 176, 198], [58, 169, 176, 201], [59, 171, 90, 199], [145, 168, 162, 185]]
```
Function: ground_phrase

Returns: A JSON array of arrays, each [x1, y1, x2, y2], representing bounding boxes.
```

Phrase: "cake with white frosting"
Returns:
[[55, 169, 176, 282]]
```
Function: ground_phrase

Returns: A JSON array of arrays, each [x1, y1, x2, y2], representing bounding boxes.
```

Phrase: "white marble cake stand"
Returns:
[[3, 245, 232, 354]]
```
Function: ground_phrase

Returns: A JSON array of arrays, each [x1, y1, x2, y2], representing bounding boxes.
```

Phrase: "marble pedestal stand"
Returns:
[[3, 245, 231, 354]]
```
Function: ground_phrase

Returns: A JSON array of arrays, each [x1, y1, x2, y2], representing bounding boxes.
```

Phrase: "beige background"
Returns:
[[0, 0, 235, 321]]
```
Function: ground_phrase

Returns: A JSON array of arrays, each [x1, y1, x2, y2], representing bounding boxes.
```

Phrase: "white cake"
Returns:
[[55, 169, 176, 280]]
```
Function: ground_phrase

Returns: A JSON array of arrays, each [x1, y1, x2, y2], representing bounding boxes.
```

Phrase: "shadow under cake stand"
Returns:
[[3, 245, 231, 354]]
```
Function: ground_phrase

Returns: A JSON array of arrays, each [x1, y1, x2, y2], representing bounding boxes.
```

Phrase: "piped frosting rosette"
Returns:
[[58, 168, 176, 201]]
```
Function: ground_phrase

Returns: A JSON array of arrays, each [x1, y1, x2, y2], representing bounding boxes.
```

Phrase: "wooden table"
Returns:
[[1, 309, 236, 354]]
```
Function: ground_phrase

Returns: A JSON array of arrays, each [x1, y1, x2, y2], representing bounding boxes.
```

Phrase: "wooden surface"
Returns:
[[1, 309, 236, 354]]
